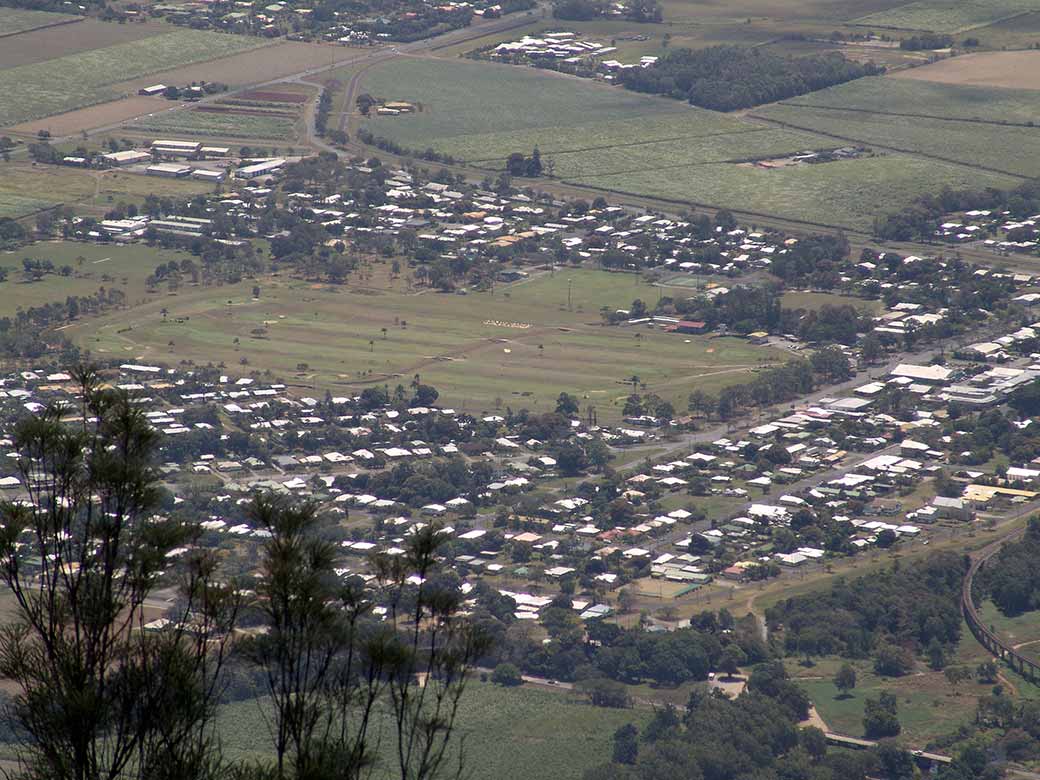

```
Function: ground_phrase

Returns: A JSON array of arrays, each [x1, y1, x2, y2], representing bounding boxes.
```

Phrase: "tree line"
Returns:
[[617, 46, 883, 112]]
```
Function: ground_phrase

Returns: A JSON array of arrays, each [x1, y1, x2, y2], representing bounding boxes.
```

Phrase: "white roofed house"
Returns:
[[932, 495, 974, 522]]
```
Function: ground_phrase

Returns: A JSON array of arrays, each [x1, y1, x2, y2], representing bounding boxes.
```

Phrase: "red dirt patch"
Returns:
[[197, 105, 297, 118], [237, 90, 309, 103]]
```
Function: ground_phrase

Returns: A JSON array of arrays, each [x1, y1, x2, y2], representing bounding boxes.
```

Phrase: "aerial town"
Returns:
[[2, 0, 1040, 778]]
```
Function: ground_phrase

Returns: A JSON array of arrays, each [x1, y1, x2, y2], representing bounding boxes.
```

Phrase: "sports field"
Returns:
[[0, 29, 268, 128], [72, 268, 782, 416], [0, 7, 78, 37], [850, 0, 1040, 32]]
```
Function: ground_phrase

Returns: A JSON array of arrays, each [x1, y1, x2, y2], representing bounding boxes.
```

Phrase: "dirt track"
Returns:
[[891, 50, 1040, 89]]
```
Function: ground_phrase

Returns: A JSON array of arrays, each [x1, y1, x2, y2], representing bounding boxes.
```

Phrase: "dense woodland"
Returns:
[[976, 517, 1040, 616], [585, 662, 993, 780], [766, 553, 966, 670], [552, 0, 660, 21], [617, 46, 883, 112]]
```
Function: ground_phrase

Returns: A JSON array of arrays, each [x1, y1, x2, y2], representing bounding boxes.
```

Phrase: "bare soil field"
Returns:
[[0, 19, 166, 70], [8, 96, 169, 138], [108, 41, 370, 93], [891, 50, 1040, 89]]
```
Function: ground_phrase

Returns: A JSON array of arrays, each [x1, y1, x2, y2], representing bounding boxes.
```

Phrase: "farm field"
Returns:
[[213, 682, 651, 780], [71, 268, 784, 417], [0, 18, 165, 70], [572, 153, 1017, 231], [359, 57, 693, 149], [0, 7, 79, 37], [0, 242, 201, 316], [756, 103, 1040, 177], [0, 29, 268, 129], [108, 41, 371, 98], [128, 108, 299, 141], [779, 75, 1040, 124], [358, 57, 1019, 230], [891, 50, 1040, 90], [538, 128, 844, 180], [850, 0, 1040, 32], [9, 96, 168, 138], [0, 165, 210, 218]]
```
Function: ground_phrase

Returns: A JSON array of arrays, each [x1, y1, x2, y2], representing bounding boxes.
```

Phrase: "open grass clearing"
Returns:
[[0, 7, 80, 37], [757, 103, 1040, 177], [0, 29, 268, 129], [72, 267, 784, 417], [781, 291, 886, 315], [0, 165, 211, 218], [850, 0, 1040, 32], [0, 241, 203, 316], [0, 193, 59, 220], [788, 656, 982, 745]]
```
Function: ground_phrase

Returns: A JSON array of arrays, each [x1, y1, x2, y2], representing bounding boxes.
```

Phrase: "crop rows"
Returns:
[[851, 0, 1040, 32], [129, 109, 296, 140], [0, 30, 267, 127]]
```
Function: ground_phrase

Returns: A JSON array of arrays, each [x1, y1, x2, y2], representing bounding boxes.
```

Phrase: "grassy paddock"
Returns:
[[0, 165, 210, 218], [0, 241, 206, 316]]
